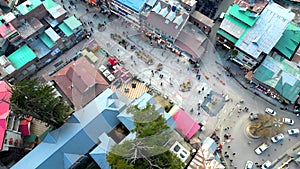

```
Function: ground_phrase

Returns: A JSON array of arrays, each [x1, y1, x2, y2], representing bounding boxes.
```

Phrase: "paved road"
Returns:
[[34, 1, 300, 168]]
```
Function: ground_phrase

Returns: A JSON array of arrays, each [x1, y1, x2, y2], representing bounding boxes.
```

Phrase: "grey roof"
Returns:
[[219, 18, 245, 39], [236, 2, 295, 59], [146, 10, 188, 38], [12, 89, 126, 169]]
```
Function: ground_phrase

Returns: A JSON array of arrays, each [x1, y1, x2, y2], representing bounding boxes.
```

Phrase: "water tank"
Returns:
[[171, 6, 176, 12]]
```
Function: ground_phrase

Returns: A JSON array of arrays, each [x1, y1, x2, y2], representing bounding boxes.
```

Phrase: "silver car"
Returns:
[[265, 108, 276, 116], [282, 118, 294, 125], [271, 133, 284, 143], [245, 160, 254, 169]]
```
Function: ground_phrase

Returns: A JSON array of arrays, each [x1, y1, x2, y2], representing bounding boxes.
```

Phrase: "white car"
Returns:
[[245, 160, 254, 169], [288, 128, 300, 136], [265, 108, 276, 116], [271, 133, 284, 143], [255, 143, 270, 155], [282, 118, 294, 125], [261, 160, 272, 169]]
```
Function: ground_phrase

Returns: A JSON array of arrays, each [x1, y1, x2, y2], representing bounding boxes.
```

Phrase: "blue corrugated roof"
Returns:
[[115, 0, 147, 13], [11, 89, 124, 169]]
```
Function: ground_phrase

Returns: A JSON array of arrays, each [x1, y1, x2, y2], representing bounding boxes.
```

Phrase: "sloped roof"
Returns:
[[236, 2, 295, 59], [63, 16, 82, 30], [58, 23, 73, 37], [115, 0, 147, 13], [42, 0, 57, 9], [253, 55, 300, 103], [227, 4, 259, 27], [0, 81, 11, 150], [274, 23, 300, 59], [89, 133, 116, 169], [173, 109, 200, 140], [7, 44, 37, 70], [16, 0, 42, 15], [12, 89, 125, 169], [220, 14, 250, 39], [51, 57, 109, 109]]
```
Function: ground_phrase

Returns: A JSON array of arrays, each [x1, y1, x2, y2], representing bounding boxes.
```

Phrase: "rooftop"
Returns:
[[220, 14, 250, 39], [0, 81, 11, 150], [0, 22, 18, 39], [233, 0, 269, 14], [274, 23, 300, 60], [16, 0, 42, 15], [58, 22, 73, 37], [115, 0, 147, 13], [253, 55, 300, 103], [47, 4, 66, 19], [42, 0, 57, 10], [63, 16, 82, 30], [7, 44, 37, 70], [29, 38, 51, 59], [17, 18, 44, 39], [12, 89, 126, 169], [51, 57, 109, 109], [174, 30, 205, 61], [146, 0, 188, 39], [227, 4, 259, 27], [191, 11, 214, 28], [236, 2, 295, 59]]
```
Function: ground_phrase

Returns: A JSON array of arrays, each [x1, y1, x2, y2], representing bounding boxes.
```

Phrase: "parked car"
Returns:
[[265, 108, 276, 116], [255, 143, 270, 155], [261, 160, 272, 169], [287, 129, 300, 136], [249, 113, 259, 121], [282, 118, 294, 125], [271, 133, 284, 143], [245, 160, 254, 169]]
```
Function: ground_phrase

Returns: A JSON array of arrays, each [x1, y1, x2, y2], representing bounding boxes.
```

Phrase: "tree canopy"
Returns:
[[8, 78, 70, 128], [107, 104, 184, 169]]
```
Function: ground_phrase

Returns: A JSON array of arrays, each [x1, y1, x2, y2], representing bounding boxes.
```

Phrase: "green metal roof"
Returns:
[[58, 22, 73, 37], [217, 29, 238, 44], [42, 0, 57, 10], [39, 32, 55, 48], [228, 4, 259, 27], [274, 23, 300, 59], [63, 16, 82, 30], [7, 44, 37, 69], [253, 55, 300, 103], [16, 0, 42, 15]]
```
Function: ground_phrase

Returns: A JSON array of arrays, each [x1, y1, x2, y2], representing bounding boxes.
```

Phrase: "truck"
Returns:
[[255, 143, 270, 155]]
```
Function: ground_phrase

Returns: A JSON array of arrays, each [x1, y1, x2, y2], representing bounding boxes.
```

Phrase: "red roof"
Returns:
[[51, 57, 109, 108], [0, 81, 11, 150], [173, 109, 200, 140]]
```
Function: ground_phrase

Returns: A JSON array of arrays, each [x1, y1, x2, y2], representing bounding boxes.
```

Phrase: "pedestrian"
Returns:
[[160, 82, 163, 86], [198, 90, 201, 94], [228, 145, 231, 149], [230, 159, 233, 163], [117, 48, 120, 52], [233, 152, 236, 156], [86, 8, 89, 12], [90, 28, 93, 32]]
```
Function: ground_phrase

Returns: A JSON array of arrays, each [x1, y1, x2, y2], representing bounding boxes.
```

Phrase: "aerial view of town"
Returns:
[[0, 0, 300, 168]]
